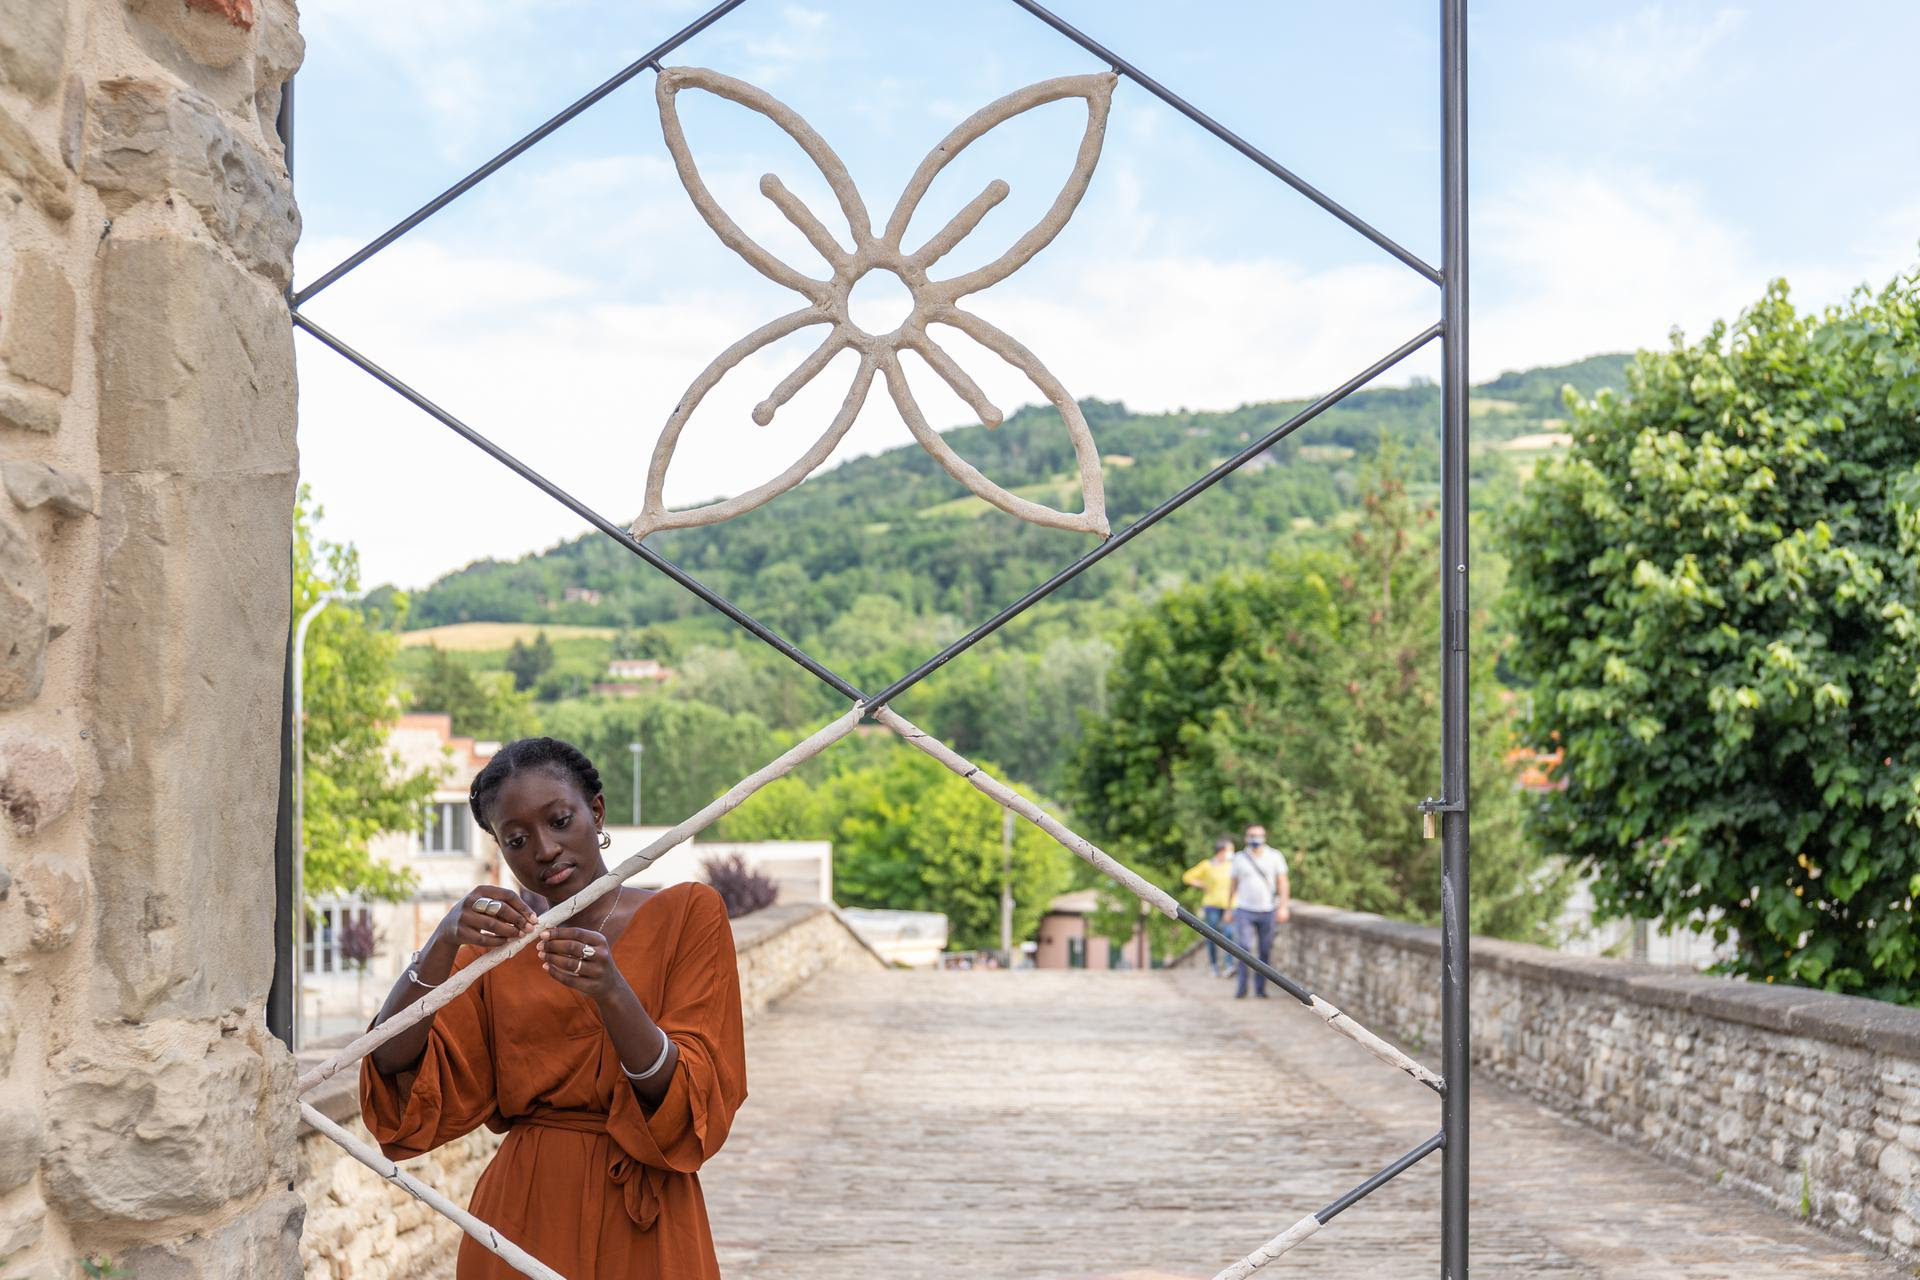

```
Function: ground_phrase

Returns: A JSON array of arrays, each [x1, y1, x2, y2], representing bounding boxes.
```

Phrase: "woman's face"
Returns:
[[487, 767, 608, 903]]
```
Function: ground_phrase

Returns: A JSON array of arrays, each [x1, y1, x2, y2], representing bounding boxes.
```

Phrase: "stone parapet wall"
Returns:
[[1273, 902, 1920, 1259], [296, 903, 883, 1279], [732, 902, 888, 1020], [0, 0, 301, 1274]]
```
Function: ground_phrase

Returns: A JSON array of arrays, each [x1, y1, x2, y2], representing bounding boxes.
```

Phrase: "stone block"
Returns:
[[86, 80, 298, 285], [1, 251, 77, 394], [97, 236, 296, 477], [2, 459, 94, 517], [0, 109, 74, 219], [18, 854, 87, 951], [0, 1185, 44, 1257], [0, 1106, 41, 1194], [250, 0, 302, 139], [92, 469, 292, 1021], [0, 383, 60, 435], [42, 1022, 296, 1223], [0, 509, 49, 711], [0, 0, 67, 101], [127, 0, 252, 70], [0, 732, 75, 834], [117, 1192, 304, 1280]]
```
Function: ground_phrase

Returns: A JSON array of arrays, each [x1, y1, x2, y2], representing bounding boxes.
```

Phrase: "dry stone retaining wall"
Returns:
[[296, 903, 884, 1280], [1273, 902, 1920, 1261], [0, 0, 301, 1273]]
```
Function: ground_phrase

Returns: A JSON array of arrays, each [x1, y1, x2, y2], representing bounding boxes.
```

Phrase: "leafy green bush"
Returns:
[[1504, 270, 1920, 1001]]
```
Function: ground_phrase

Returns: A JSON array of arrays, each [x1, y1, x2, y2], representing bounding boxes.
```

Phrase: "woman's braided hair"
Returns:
[[468, 737, 604, 836]]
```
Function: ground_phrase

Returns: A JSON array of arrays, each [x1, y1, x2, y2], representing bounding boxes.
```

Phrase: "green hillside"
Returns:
[[402, 354, 1630, 640]]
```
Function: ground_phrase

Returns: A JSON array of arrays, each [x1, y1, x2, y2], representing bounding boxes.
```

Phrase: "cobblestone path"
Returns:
[[703, 967, 1899, 1280]]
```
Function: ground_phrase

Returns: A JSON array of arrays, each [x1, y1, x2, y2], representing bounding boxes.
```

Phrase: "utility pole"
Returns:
[[291, 589, 351, 1051], [628, 740, 644, 825], [1438, 0, 1473, 1273], [1000, 808, 1014, 967]]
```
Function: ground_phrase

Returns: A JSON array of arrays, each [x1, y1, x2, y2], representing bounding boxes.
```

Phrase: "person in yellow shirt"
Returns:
[[1181, 837, 1238, 977]]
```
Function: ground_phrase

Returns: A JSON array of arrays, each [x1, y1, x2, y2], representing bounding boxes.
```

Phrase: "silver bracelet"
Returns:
[[620, 1032, 673, 1082], [407, 949, 442, 990]]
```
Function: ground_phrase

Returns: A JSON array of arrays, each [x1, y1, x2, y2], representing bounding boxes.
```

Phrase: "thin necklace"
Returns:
[[588, 883, 620, 936]]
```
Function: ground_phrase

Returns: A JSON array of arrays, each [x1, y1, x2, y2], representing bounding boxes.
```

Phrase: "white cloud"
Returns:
[[295, 225, 1441, 588], [1562, 4, 1748, 100], [300, 0, 703, 157], [1471, 165, 1917, 379]]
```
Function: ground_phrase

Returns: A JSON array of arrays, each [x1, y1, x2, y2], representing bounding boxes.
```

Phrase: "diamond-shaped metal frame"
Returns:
[[283, 3, 1474, 1277]]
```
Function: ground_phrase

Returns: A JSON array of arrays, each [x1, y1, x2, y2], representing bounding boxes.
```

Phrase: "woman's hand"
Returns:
[[538, 927, 629, 1004], [438, 885, 540, 952]]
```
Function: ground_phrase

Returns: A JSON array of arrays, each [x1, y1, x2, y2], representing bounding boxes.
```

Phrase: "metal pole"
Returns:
[[291, 591, 349, 1050], [1000, 808, 1014, 966], [629, 741, 644, 826], [1439, 0, 1472, 1276]]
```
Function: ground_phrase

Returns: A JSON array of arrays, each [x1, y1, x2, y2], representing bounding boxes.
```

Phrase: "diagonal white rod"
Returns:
[[298, 705, 865, 1095], [1212, 1214, 1322, 1280], [301, 1103, 565, 1280], [877, 706, 1442, 1091], [1307, 996, 1441, 1091], [874, 707, 1178, 915]]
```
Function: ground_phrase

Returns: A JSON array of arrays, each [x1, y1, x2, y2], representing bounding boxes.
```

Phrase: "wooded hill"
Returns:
[[396, 354, 1630, 640]]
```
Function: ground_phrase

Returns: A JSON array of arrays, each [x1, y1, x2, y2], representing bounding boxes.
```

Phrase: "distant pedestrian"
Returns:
[[1230, 824, 1290, 999], [1181, 837, 1239, 976]]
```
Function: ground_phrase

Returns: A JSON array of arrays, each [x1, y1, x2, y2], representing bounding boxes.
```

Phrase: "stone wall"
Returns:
[[296, 903, 884, 1280], [1273, 902, 1920, 1260], [0, 0, 301, 1275]]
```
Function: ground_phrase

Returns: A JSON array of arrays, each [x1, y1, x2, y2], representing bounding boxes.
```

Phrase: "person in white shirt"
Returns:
[[1229, 824, 1290, 999]]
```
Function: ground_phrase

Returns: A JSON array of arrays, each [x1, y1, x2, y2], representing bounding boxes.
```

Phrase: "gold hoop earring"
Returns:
[[598, 829, 611, 850]]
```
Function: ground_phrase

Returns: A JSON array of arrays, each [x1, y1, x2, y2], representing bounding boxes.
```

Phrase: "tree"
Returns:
[[539, 696, 780, 827], [410, 644, 536, 741], [1503, 272, 1920, 1001], [1069, 462, 1569, 940], [504, 631, 555, 691], [725, 746, 1074, 950], [296, 489, 440, 904]]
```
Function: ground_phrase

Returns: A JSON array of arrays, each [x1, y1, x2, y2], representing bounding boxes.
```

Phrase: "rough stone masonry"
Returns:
[[0, 0, 303, 1273]]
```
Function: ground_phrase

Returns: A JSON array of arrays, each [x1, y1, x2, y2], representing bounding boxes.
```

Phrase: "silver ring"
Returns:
[[572, 957, 583, 975], [477, 897, 503, 917], [581, 945, 596, 960]]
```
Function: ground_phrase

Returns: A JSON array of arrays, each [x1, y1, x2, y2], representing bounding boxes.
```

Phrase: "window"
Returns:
[[422, 800, 470, 855], [1067, 937, 1086, 970], [303, 902, 372, 975]]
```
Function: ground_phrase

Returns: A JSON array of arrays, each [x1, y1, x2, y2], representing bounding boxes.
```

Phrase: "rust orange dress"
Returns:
[[361, 882, 747, 1279]]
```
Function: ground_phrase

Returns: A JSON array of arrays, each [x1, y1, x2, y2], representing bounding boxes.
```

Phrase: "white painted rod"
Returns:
[[300, 1103, 565, 1280], [879, 706, 1442, 1092], [875, 707, 1180, 917], [1212, 1213, 1322, 1279], [297, 705, 864, 1095]]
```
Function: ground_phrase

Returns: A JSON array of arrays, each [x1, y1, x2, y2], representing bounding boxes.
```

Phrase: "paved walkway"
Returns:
[[702, 967, 1900, 1280]]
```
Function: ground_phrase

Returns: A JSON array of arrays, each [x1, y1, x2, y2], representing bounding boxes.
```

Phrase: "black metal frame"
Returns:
[[284, 3, 1471, 1273]]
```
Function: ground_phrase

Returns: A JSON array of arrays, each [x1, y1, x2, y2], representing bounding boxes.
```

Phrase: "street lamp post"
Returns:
[[291, 589, 352, 1051], [1000, 808, 1014, 967], [628, 741, 644, 826]]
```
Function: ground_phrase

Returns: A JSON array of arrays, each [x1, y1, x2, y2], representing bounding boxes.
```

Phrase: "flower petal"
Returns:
[[883, 314, 1107, 537], [883, 73, 1117, 300], [634, 308, 876, 538], [656, 65, 875, 301]]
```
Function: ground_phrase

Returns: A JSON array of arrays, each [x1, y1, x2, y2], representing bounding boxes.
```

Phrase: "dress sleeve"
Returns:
[[606, 886, 747, 1174], [359, 945, 499, 1160]]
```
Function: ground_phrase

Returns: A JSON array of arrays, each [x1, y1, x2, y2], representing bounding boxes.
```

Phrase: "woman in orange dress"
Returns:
[[360, 737, 746, 1279]]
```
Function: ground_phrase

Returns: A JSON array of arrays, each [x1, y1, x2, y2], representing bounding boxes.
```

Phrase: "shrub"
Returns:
[[703, 853, 778, 918]]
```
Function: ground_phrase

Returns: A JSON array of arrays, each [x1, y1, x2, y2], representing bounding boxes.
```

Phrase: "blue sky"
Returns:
[[289, 1, 1920, 588]]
